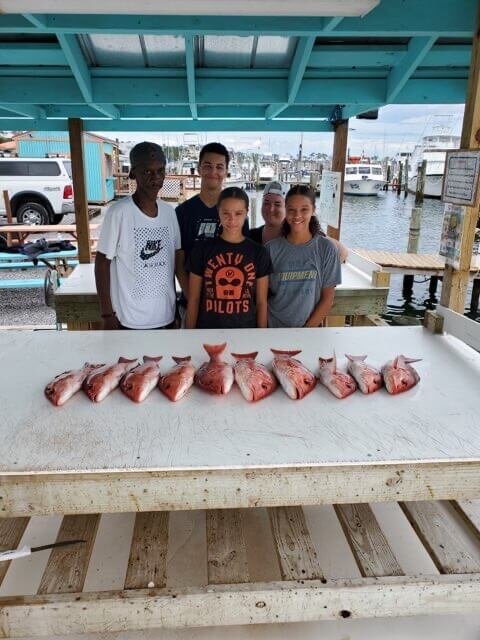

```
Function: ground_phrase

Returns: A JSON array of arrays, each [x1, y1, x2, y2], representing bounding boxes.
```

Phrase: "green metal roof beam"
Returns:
[[322, 17, 344, 32], [309, 45, 471, 68], [0, 4, 474, 37], [0, 103, 46, 118], [22, 13, 46, 28], [386, 36, 436, 103], [0, 118, 335, 132], [0, 43, 67, 66], [185, 35, 197, 119], [341, 104, 381, 119], [56, 34, 119, 119]]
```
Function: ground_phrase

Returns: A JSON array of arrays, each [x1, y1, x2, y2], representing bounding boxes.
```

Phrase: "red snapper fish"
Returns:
[[345, 354, 383, 394], [271, 349, 316, 400], [45, 362, 104, 406], [120, 356, 162, 403], [318, 354, 357, 399], [231, 352, 277, 402], [382, 355, 421, 394], [195, 343, 234, 395], [159, 356, 196, 402], [83, 357, 138, 402]]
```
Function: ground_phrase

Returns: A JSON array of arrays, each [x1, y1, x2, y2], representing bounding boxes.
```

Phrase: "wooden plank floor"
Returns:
[[354, 249, 480, 274], [0, 501, 479, 637]]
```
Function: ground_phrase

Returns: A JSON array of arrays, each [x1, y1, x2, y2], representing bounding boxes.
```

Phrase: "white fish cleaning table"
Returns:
[[0, 325, 479, 637]]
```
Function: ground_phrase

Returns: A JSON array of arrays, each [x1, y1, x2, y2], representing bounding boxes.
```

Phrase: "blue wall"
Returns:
[[17, 132, 114, 203]]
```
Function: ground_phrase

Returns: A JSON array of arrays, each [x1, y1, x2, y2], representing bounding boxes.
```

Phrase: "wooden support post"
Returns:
[[440, 2, 480, 313], [2, 189, 13, 247], [250, 195, 257, 228], [385, 164, 391, 191], [415, 160, 427, 206], [396, 162, 403, 196], [471, 278, 480, 314], [327, 119, 348, 241], [371, 270, 391, 288], [404, 160, 409, 198], [68, 118, 91, 264], [406, 208, 421, 254], [423, 309, 444, 333], [429, 276, 439, 296]]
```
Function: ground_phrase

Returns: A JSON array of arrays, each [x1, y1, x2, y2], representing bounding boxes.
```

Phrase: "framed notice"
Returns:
[[441, 149, 480, 207], [318, 170, 341, 228], [439, 203, 465, 269]]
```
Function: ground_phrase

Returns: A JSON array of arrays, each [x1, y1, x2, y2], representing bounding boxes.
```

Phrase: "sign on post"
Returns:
[[441, 150, 480, 207], [439, 203, 466, 270], [318, 170, 341, 229]]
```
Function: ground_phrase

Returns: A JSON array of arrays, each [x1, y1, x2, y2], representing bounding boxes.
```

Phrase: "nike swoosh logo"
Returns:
[[140, 248, 162, 260]]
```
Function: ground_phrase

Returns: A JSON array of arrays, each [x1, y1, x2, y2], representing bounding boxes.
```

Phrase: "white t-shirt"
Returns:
[[97, 196, 181, 329]]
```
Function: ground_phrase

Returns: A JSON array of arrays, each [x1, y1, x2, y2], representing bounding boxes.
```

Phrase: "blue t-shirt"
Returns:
[[266, 235, 341, 328]]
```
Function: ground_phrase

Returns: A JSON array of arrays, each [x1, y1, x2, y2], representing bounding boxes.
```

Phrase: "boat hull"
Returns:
[[408, 174, 443, 198], [344, 179, 384, 196]]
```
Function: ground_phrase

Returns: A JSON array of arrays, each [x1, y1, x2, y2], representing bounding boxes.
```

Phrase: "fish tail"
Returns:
[[203, 343, 227, 359], [143, 355, 163, 363], [118, 357, 138, 364], [231, 351, 258, 361], [271, 348, 302, 357], [345, 354, 367, 362], [172, 355, 191, 364]]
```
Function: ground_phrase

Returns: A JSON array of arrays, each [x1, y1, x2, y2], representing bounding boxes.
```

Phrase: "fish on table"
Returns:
[[345, 354, 383, 394], [159, 356, 196, 402], [195, 343, 234, 395], [45, 363, 104, 406], [231, 351, 277, 402], [83, 357, 138, 403], [271, 349, 316, 400], [318, 354, 357, 399], [120, 356, 162, 403], [382, 355, 421, 394]]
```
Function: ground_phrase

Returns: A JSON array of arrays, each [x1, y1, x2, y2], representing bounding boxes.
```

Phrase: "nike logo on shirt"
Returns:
[[140, 239, 163, 261]]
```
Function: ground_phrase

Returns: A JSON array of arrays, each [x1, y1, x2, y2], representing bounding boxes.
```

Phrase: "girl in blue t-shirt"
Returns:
[[185, 187, 272, 329]]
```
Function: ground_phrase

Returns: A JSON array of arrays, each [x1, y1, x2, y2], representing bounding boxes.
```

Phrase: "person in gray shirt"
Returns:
[[267, 184, 341, 328]]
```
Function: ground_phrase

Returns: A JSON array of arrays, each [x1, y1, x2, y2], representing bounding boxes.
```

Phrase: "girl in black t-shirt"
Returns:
[[185, 187, 272, 329]]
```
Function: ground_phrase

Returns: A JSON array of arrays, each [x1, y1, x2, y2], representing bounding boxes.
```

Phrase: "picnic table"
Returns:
[[0, 223, 100, 246], [0, 319, 479, 636]]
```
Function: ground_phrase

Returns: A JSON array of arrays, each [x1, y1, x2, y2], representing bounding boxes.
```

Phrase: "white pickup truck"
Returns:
[[0, 157, 75, 225]]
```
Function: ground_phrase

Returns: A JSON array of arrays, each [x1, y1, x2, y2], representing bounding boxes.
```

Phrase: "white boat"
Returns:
[[257, 157, 277, 186], [225, 160, 245, 189], [407, 133, 460, 198], [344, 158, 385, 196]]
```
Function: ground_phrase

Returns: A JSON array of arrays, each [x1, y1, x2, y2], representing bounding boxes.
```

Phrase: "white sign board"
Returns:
[[439, 202, 465, 270], [442, 149, 480, 207], [318, 170, 341, 228]]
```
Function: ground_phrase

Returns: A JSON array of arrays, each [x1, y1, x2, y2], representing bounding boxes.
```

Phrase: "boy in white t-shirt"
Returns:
[[95, 142, 187, 329]]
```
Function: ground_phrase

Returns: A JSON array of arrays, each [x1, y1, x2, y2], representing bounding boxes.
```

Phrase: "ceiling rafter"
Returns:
[[185, 35, 197, 119], [0, 103, 46, 118], [56, 33, 120, 119], [386, 35, 437, 102]]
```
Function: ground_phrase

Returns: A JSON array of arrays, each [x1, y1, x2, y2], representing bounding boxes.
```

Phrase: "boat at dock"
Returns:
[[257, 156, 277, 186], [407, 132, 461, 198], [344, 157, 385, 196]]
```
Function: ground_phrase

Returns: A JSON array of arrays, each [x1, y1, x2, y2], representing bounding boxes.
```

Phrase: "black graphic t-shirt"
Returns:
[[187, 237, 272, 329]]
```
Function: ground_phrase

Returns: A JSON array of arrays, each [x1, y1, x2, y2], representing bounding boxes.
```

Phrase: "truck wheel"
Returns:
[[52, 213, 64, 224], [16, 202, 50, 225]]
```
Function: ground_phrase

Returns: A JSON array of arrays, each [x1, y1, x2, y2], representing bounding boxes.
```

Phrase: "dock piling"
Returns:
[[396, 162, 403, 196]]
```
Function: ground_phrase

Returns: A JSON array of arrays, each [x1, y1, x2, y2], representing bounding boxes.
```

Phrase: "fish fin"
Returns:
[[345, 354, 367, 362], [271, 348, 302, 357], [143, 355, 163, 363], [231, 351, 258, 361], [118, 357, 138, 364], [403, 356, 422, 364], [172, 355, 191, 364], [203, 343, 227, 359]]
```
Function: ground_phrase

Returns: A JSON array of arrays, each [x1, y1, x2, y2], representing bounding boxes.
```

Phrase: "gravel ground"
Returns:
[[0, 209, 107, 328]]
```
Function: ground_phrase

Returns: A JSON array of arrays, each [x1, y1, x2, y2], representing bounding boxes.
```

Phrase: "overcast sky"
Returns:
[[108, 104, 465, 159]]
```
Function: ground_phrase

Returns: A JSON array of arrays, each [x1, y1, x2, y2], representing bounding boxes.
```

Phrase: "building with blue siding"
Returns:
[[13, 131, 119, 204]]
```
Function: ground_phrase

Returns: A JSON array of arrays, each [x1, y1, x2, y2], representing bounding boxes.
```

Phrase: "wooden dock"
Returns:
[[354, 250, 480, 277]]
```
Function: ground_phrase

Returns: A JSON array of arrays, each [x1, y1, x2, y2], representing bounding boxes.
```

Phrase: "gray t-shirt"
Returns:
[[266, 235, 342, 328]]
